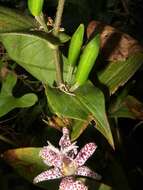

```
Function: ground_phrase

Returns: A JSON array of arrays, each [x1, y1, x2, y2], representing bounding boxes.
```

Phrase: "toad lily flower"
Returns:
[[33, 127, 101, 190]]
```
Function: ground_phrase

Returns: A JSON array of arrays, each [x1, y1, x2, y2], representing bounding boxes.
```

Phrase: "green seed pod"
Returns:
[[28, 0, 44, 16], [68, 24, 84, 66], [73, 34, 100, 89]]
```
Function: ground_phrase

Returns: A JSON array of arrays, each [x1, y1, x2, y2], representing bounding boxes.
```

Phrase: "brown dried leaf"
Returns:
[[87, 21, 143, 62]]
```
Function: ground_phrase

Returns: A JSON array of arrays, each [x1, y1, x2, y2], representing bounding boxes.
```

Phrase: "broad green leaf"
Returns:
[[75, 82, 114, 149], [0, 6, 70, 43], [0, 6, 36, 32], [3, 147, 60, 190], [0, 71, 17, 96], [109, 95, 143, 119], [0, 32, 68, 86], [46, 82, 114, 148], [45, 85, 89, 120], [98, 53, 143, 94], [71, 118, 91, 141], [0, 72, 37, 117], [3, 148, 44, 177]]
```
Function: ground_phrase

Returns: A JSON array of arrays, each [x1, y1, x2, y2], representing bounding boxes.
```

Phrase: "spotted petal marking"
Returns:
[[75, 166, 102, 180], [33, 168, 63, 184], [59, 177, 74, 190], [59, 177, 88, 190], [59, 127, 71, 149], [75, 143, 97, 167], [59, 127, 78, 158], [39, 146, 62, 168]]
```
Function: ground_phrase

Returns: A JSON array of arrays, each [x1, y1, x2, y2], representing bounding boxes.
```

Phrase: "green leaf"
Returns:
[[0, 32, 68, 86], [109, 95, 143, 119], [0, 6, 36, 32], [0, 72, 37, 117], [46, 81, 114, 148], [45, 85, 89, 121], [98, 53, 143, 94], [75, 82, 114, 149], [71, 118, 91, 141], [3, 147, 60, 190], [0, 71, 17, 96]]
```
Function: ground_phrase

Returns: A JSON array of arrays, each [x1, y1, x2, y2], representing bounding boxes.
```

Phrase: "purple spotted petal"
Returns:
[[75, 166, 102, 180], [74, 143, 97, 167], [33, 168, 63, 184], [59, 177, 88, 190], [73, 180, 88, 190], [59, 177, 74, 190], [59, 127, 71, 149], [59, 127, 78, 157], [39, 146, 62, 168]]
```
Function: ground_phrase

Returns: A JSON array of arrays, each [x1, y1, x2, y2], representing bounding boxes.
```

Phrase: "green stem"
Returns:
[[52, 0, 66, 86], [53, 0, 65, 36], [53, 47, 63, 85], [70, 82, 79, 92]]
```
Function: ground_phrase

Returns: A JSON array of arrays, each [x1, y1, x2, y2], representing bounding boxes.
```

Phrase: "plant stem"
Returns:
[[70, 82, 79, 92], [53, 0, 65, 36], [52, 0, 66, 86], [53, 47, 63, 85]]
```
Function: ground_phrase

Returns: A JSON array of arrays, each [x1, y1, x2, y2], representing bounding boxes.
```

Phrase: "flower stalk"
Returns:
[[53, 0, 65, 36], [52, 0, 66, 86]]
